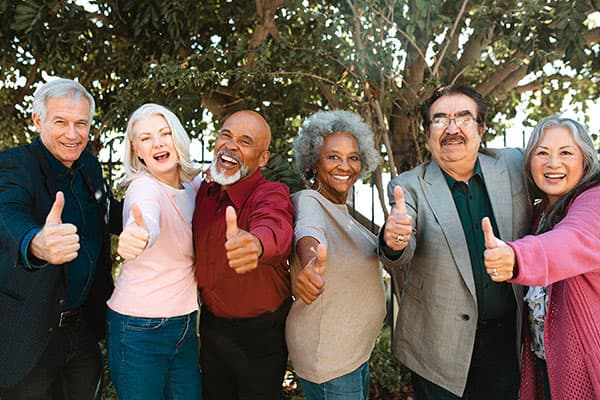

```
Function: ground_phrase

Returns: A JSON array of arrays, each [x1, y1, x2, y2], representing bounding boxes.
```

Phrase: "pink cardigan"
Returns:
[[508, 185, 600, 400]]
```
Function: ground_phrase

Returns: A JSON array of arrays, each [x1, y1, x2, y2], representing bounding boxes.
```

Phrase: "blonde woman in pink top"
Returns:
[[106, 103, 203, 399]]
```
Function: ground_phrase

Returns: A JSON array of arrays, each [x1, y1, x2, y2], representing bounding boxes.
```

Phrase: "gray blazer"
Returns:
[[380, 148, 531, 396]]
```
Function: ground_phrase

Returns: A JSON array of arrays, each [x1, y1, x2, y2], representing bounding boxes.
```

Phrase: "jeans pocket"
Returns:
[[124, 316, 166, 331]]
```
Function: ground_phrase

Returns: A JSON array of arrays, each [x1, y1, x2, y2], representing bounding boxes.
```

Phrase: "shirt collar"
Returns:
[[206, 168, 264, 208], [38, 137, 81, 180], [442, 159, 483, 188]]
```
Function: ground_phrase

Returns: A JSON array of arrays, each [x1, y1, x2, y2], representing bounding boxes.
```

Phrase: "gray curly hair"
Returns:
[[293, 110, 381, 182]]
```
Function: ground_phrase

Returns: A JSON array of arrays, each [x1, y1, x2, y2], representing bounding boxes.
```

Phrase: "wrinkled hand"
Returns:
[[30, 192, 80, 264], [225, 206, 263, 274], [295, 244, 328, 304], [482, 217, 515, 282], [118, 204, 149, 260], [383, 186, 413, 251]]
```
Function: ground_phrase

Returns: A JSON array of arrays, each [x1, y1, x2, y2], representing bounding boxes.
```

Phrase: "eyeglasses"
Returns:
[[430, 115, 476, 130]]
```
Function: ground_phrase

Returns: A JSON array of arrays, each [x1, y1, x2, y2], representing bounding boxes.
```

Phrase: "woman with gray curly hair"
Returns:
[[285, 110, 386, 400]]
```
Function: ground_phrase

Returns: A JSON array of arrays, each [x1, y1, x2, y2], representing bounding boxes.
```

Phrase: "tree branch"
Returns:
[[247, 0, 283, 70], [585, 26, 600, 44], [477, 55, 527, 96], [432, 0, 469, 78]]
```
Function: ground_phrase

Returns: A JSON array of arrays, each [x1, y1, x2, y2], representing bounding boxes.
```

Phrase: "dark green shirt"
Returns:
[[442, 161, 515, 321]]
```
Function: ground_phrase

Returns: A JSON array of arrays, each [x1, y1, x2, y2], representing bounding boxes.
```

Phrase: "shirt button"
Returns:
[[59, 299, 65, 305], [461, 314, 470, 321], [48, 327, 54, 334]]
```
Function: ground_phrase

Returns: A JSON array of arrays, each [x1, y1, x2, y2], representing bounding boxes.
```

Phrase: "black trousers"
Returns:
[[0, 320, 102, 400], [199, 298, 291, 400]]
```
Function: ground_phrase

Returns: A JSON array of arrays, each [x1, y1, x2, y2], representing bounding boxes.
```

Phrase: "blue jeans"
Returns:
[[298, 361, 370, 400], [106, 309, 202, 400]]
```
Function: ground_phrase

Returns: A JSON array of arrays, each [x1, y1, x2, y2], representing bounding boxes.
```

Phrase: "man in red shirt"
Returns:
[[193, 110, 294, 400]]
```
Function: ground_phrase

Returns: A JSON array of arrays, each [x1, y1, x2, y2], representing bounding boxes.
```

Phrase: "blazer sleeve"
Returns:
[[0, 149, 46, 281]]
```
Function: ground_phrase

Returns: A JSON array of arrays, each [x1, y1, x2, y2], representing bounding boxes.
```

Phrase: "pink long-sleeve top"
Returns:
[[107, 174, 202, 317], [508, 185, 600, 400]]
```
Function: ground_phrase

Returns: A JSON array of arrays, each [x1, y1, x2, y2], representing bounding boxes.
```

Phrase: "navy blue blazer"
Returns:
[[0, 137, 122, 388]]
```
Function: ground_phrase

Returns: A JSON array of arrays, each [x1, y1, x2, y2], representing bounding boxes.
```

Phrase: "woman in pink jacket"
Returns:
[[482, 115, 600, 400]]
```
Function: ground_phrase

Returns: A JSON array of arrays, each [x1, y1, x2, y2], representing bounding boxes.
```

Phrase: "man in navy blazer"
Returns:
[[0, 78, 121, 399]]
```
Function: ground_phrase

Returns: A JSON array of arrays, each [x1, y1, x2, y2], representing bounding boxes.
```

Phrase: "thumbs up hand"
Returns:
[[118, 204, 150, 260], [383, 185, 414, 251], [482, 217, 515, 282], [30, 191, 80, 264], [224, 206, 263, 274], [294, 243, 328, 305]]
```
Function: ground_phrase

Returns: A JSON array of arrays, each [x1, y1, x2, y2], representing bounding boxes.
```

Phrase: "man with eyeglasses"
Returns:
[[379, 85, 531, 399]]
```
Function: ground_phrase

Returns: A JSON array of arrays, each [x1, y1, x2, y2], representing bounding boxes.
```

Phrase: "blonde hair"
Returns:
[[122, 103, 200, 187]]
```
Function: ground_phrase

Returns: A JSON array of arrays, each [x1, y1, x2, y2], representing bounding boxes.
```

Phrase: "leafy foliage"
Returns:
[[1, 0, 598, 211]]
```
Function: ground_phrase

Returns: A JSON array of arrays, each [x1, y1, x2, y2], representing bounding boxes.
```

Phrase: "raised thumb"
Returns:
[[313, 243, 328, 276], [131, 204, 146, 228], [393, 185, 407, 215], [46, 191, 65, 225], [225, 206, 239, 240], [482, 217, 498, 249]]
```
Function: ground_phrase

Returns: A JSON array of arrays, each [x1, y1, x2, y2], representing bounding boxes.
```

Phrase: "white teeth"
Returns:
[[333, 175, 350, 180], [154, 151, 169, 160], [545, 174, 565, 179], [221, 155, 238, 164], [63, 143, 78, 148]]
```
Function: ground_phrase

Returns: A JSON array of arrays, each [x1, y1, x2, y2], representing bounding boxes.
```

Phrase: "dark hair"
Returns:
[[420, 85, 487, 132]]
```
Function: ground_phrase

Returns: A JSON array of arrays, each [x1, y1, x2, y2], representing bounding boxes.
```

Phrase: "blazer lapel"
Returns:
[[420, 161, 477, 299], [479, 152, 513, 240]]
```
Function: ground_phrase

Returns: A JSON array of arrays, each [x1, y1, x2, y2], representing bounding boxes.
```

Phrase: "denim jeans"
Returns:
[[297, 361, 370, 400], [106, 309, 202, 400], [0, 320, 102, 400]]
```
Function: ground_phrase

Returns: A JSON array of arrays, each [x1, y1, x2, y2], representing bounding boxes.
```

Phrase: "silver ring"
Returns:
[[492, 268, 498, 277], [396, 235, 405, 243]]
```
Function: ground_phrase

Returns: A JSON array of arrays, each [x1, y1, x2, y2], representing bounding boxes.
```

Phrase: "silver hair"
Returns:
[[523, 115, 599, 203], [32, 78, 95, 122], [122, 103, 200, 187], [293, 110, 381, 182]]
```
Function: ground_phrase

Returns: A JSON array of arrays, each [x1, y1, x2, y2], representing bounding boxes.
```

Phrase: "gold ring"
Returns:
[[492, 268, 498, 277], [396, 235, 405, 243]]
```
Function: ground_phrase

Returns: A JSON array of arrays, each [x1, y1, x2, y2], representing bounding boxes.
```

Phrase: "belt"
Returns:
[[477, 315, 514, 330], [201, 297, 292, 329], [58, 308, 82, 327]]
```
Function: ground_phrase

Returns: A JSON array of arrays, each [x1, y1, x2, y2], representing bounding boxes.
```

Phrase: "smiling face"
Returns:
[[314, 132, 361, 204], [33, 96, 91, 168], [426, 94, 485, 180], [530, 126, 585, 206], [132, 114, 180, 187], [210, 111, 271, 188]]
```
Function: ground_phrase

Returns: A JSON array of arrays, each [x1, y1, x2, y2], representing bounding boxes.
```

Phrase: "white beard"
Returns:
[[209, 158, 249, 186]]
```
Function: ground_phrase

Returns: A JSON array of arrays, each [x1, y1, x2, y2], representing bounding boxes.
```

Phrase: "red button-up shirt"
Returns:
[[193, 169, 293, 318]]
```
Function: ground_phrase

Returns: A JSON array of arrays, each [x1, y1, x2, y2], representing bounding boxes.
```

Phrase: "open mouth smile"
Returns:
[[153, 151, 170, 161]]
